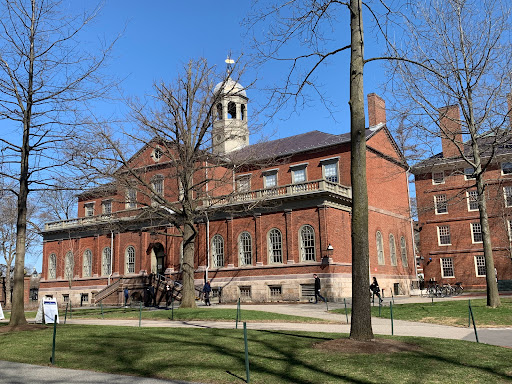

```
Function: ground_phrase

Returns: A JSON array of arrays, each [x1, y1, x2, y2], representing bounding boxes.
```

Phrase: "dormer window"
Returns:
[[102, 200, 112, 214], [236, 175, 251, 192], [432, 171, 445, 185], [502, 162, 512, 175], [263, 170, 278, 188], [84, 202, 94, 217], [320, 158, 339, 183]]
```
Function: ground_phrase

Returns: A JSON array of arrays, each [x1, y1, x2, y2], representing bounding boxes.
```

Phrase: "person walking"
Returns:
[[313, 274, 326, 304], [203, 280, 212, 306], [370, 276, 383, 303]]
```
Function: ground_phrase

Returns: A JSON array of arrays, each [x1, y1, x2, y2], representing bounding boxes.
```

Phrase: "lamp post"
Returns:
[[324, 244, 334, 263]]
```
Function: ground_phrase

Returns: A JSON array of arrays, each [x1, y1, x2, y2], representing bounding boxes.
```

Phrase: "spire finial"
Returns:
[[225, 54, 235, 75]]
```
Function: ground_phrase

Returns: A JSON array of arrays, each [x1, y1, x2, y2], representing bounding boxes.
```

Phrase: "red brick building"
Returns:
[[412, 105, 512, 290], [39, 90, 416, 305]]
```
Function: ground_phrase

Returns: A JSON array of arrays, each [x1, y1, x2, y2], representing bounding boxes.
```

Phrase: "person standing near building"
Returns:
[[370, 276, 383, 303], [313, 274, 326, 303], [124, 288, 129, 307], [203, 280, 212, 306]]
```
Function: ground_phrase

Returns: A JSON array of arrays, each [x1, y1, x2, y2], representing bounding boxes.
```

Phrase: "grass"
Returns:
[[0, 324, 511, 383], [2, 307, 328, 323], [332, 298, 512, 327]]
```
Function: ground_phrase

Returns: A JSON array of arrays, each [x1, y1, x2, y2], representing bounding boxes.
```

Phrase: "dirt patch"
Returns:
[[0, 323, 48, 333], [314, 338, 422, 354]]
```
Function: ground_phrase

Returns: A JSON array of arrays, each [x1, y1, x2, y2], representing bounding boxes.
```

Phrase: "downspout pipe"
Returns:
[[109, 230, 114, 285]]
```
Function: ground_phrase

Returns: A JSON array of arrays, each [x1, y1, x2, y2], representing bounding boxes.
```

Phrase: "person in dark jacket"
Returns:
[[313, 274, 326, 304], [370, 276, 383, 303], [203, 280, 212, 306]]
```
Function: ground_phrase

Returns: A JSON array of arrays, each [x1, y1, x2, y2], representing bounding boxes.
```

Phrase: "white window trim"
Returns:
[[440, 257, 455, 278], [508, 220, 512, 242], [152, 146, 163, 162], [289, 162, 309, 169], [299, 224, 316, 262], [125, 246, 136, 274], [376, 231, 385, 265], [84, 202, 95, 217], [471, 222, 483, 244], [434, 194, 448, 215], [504, 186, 512, 208], [466, 190, 478, 212], [292, 167, 307, 184], [437, 226, 451, 246], [432, 171, 445, 185], [322, 160, 339, 183], [268, 228, 283, 264], [474, 255, 486, 277], [501, 162, 512, 176], [263, 172, 278, 189]]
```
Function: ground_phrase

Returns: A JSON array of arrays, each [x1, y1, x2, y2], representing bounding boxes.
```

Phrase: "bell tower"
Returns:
[[212, 60, 249, 154]]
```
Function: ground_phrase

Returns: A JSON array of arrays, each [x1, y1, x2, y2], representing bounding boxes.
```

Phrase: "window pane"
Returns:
[[126, 246, 135, 273], [236, 177, 250, 192], [471, 222, 483, 243], [467, 190, 478, 211], [432, 171, 444, 184], [475, 255, 486, 276], [400, 237, 408, 267], [504, 186, 512, 207], [376, 231, 385, 265], [268, 229, 283, 263], [502, 162, 512, 175], [435, 194, 447, 214], [389, 234, 397, 266], [212, 235, 224, 267], [49, 254, 57, 279], [102, 247, 111, 275], [293, 168, 306, 183], [441, 258, 454, 277], [324, 162, 338, 183], [83, 250, 92, 277], [264, 173, 277, 188], [300, 225, 315, 261], [438, 226, 451, 245], [464, 167, 475, 180], [239, 232, 252, 266]]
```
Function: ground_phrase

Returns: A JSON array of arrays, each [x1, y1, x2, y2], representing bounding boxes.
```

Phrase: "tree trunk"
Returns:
[[180, 221, 197, 308], [5, 265, 11, 308], [349, 0, 373, 340]]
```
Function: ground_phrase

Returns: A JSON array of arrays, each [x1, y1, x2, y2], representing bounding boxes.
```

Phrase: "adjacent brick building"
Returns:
[[412, 104, 512, 290], [39, 87, 416, 305]]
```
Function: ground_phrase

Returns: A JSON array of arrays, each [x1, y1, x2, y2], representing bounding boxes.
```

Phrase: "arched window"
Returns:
[[228, 101, 236, 119], [65, 251, 74, 280], [241, 104, 246, 120], [216, 103, 223, 120], [376, 231, 385, 265], [238, 232, 252, 266], [268, 228, 283, 264], [151, 175, 164, 206], [126, 246, 136, 274], [400, 236, 408, 267], [48, 253, 57, 279], [102, 247, 112, 276], [300, 225, 316, 261], [389, 234, 397, 266], [212, 235, 224, 268], [83, 250, 92, 277]]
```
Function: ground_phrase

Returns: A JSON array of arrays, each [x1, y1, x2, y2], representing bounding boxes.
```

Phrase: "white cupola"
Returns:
[[212, 77, 249, 154]]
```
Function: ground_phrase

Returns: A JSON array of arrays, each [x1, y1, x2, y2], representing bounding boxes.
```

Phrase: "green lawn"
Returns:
[[3, 307, 328, 323], [332, 298, 512, 327], [0, 324, 510, 383]]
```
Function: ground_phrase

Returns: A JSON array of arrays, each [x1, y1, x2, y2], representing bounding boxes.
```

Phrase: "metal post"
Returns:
[[244, 322, 250, 383], [325, 297, 329, 311], [64, 303, 68, 324], [171, 297, 174, 320], [469, 301, 479, 343], [390, 301, 394, 336], [51, 315, 57, 365], [378, 300, 382, 317], [69, 301, 72, 319], [343, 298, 349, 324], [139, 301, 142, 328], [391, 290, 394, 305], [468, 299, 471, 328], [101, 303, 104, 319], [236, 298, 240, 329]]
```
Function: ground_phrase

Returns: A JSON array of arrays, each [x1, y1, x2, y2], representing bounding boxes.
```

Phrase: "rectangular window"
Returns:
[[292, 167, 306, 183], [432, 171, 445, 185], [63, 294, 69, 303], [502, 162, 512, 175], [323, 162, 339, 183], [434, 194, 448, 214], [81, 293, 89, 302], [437, 226, 451, 245], [264, 172, 277, 188], [441, 258, 454, 278], [239, 286, 251, 298], [504, 186, 512, 207], [464, 167, 475, 180], [467, 190, 478, 211], [84, 203, 94, 217], [236, 175, 251, 192], [126, 188, 137, 209], [269, 285, 282, 297], [471, 222, 483, 243], [102, 200, 112, 214], [474, 255, 486, 277], [508, 220, 512, 241]]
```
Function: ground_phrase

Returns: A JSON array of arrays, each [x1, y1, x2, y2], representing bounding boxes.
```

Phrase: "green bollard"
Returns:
[[171, 297, 174, 320], [379, 300, 382, 317], [244, 322, 250, 383], [390, 301, 394, 336], [64, 303, 68, 324], [51, 315, 57, 364], [139, 301, 142, 328], [101, 303, 104, 319], [391, 290, 394, 305], [431, 296, 434, 305], [469, 302, 479, 343], [236, 297, 241, 329], [343, 298, 349, 324], [468, 299, 471, 328]]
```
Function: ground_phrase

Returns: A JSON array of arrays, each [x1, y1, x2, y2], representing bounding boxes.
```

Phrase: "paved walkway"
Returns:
[[1, 294, 511, 383]]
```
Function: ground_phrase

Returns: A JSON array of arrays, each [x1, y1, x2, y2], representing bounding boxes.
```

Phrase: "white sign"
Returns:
[[0, 303, 4, 320], [43, 300, 59, 324]]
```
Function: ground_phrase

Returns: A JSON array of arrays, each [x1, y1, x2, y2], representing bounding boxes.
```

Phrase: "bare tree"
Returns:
[[387, 0, 512, 307], [245, 0, 388, 340], [90, 58, 262, 308], [0, 0, 116, 326]]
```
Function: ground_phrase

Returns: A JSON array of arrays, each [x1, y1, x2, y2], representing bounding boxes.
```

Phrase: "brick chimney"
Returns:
[[439, 104, 462, 158], [367, 93, 386, 128]]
